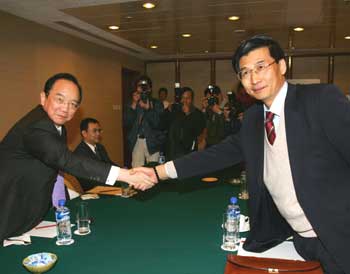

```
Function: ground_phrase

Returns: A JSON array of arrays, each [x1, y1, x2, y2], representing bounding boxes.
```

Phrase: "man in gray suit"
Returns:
[[0, 73, 152, 241], [138, 36, 350, 274]]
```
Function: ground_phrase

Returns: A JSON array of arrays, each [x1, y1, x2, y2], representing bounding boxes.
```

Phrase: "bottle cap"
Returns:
[[230, 197, 238, 204], [58, 199, 66, 207]]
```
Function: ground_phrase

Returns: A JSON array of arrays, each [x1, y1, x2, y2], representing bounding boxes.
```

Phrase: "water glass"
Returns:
[[76, 201, 90, 235], [238, 171, 249, 200]]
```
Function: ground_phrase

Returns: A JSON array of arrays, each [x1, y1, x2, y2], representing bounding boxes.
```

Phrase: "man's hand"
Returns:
[[201, 97, 208, 111], [118, 168, 154, 191], [139, 99, 150, 110], [133, 165, 169, 184], [131, 91, 140, 109], [131, 167, 158, 184], [211, 103, 222, 114]]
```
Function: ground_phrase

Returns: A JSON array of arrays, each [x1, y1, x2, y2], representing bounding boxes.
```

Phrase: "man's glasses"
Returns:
[[237, 61, 276, 81], [92, 128, 103, 133], [52, 95, 79, 109]]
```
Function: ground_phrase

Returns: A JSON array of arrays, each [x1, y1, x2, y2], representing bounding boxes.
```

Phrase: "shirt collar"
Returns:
[[55, 125, 62, 135], [263, 81, 288, 117], [84, 141, 97, 153]]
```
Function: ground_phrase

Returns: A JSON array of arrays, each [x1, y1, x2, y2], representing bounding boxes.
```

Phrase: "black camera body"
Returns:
[[138, 80, 151, 103], [207, 85, 219, 106]]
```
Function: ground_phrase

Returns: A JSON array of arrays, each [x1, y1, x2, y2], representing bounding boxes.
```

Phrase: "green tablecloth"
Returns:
[[1, 165, 247, 274]]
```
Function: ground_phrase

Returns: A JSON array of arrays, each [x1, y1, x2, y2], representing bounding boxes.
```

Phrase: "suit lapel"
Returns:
[[82, 142, 99, 160], [61, 126, 67, 143], [284, 84, 305, 190], [252, 104, 265, 187]]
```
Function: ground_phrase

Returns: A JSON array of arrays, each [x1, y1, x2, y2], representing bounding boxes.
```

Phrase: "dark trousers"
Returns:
[[293, 234, 344, 274]]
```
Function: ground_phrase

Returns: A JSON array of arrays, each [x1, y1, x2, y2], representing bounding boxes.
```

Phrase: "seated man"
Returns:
[[74, 118, 118, 191]]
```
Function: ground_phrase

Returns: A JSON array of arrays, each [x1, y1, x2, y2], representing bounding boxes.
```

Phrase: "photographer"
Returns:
[[200, 85, 226, 148], [166, 87, 205, 160], [124, 75, 164, 167]]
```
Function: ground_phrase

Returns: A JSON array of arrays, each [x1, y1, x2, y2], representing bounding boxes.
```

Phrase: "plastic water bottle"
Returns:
[[222, 197, 240, 251], [55, 199, 74, 245], [158, 152, 166, 164]]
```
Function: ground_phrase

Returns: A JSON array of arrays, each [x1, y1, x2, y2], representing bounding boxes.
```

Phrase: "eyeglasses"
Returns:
[[52, 95, 79, 109], [92, 128, 103, 133], [237, 61, 276, 81]]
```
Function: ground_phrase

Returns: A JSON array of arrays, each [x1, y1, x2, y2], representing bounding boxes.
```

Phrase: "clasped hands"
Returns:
[[118, 166, 164, 191]]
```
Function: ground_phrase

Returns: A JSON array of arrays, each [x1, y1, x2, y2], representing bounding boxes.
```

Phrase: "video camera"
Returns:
[[138, 79, 151, 103], [207, 85, 219, 106]]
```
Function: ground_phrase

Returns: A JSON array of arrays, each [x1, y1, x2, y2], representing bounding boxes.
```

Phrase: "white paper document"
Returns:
[[26, 221, 57, 238], [238, 239, 304, 261]]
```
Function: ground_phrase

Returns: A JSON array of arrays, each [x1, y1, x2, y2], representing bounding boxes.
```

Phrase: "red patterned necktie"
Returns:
[[265, 111, 276, 145]]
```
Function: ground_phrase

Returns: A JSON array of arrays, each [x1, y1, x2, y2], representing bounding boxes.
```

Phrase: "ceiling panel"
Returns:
[[1, 0, 349, 60]]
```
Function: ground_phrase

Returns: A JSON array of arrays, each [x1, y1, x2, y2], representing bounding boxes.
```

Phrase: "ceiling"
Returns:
[[1, 0, 350, 61]]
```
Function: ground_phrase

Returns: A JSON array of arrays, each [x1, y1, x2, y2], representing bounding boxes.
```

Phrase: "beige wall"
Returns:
[[147, 62, 175, 101], [334, 56, 350, 93], [0, 11, 144, 164], [180, 61, 211, 108], [216, 60, 240, 94]]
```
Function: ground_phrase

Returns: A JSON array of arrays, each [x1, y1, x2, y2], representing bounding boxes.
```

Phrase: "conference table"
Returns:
[[1, 164, 247, 274]]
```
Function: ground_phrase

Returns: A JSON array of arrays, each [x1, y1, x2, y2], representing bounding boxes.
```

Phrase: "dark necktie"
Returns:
[[265, 111, 276, 145], [95, 145, 102, 161]]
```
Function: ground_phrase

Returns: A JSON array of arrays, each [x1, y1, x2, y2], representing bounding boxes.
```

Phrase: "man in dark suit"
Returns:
[[138, 36, 350, 274], [74, 117, 118, 191], [0, 73, 153, 241]]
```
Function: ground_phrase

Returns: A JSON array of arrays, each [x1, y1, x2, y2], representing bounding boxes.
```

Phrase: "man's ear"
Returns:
[[81, 130, 88, 138], [278, 58, 287, 76], [40, 92, 47, 106]]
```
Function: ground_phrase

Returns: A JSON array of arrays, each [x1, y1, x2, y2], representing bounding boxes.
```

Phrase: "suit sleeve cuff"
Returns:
[[164, 161, 178, 179], [105, 166, 120, 185]]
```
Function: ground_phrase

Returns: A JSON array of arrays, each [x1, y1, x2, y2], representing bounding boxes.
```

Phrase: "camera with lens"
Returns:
[[207, 85, 219, 106], [138, 79, 151, 103]]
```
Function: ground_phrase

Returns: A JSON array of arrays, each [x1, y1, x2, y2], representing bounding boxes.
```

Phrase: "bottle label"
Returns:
[[56, 210, 70, 221]]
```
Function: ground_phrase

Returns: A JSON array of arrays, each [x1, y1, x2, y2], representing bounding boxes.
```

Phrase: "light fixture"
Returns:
[[204, 50, 209, 53], [108, 25, 119, 30], [181, 33, 191, 38], [143, 2, 155, 9], [234, 29, 246, 33], [293, 27, 304, 32], [150, 45, 158, 49], [345, 35, 350, 40], [125, 16, 133, 19], [228, 16, 240, 21]]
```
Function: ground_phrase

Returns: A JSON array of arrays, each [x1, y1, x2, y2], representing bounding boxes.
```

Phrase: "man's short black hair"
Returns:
[[80, 117, 99, 132], [204, 85, 221, 96], [232, 35, 286, 74], [182, 86, 194, 100], [43, 73, 83, 104], [158, 87, 168, 95]]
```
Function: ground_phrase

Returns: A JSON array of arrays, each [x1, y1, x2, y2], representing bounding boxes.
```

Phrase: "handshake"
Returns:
[[118, 166, 166, 191]]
